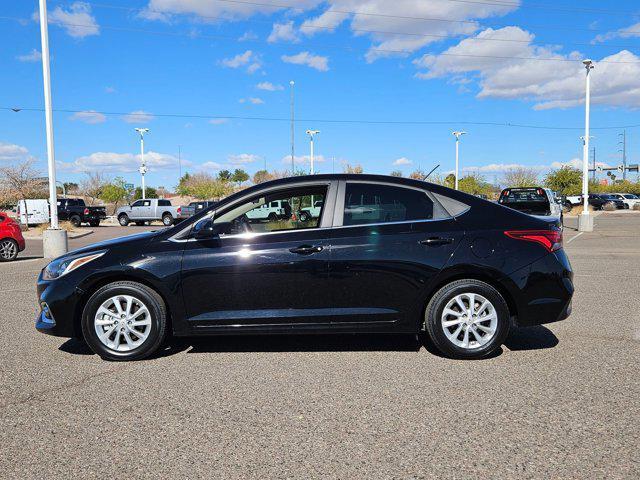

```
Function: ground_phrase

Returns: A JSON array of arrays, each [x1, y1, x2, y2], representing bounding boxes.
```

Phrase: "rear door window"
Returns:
[[343, 183, 434, 226]]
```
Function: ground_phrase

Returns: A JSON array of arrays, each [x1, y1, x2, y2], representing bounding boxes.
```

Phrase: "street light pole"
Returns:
[[290, 80, 295, 176], [452, 131, 466, 190], [135, 128, 150, 199], [306, 130, 320, 174], [39, 0, 68, 258], [578, 59, 594, 232]]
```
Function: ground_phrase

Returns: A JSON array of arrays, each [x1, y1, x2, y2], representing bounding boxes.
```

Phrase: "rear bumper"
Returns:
[[507, 249, 574, 327]]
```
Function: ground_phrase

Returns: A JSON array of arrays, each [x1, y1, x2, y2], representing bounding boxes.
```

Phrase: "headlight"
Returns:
[[43, 251, 106, 280]]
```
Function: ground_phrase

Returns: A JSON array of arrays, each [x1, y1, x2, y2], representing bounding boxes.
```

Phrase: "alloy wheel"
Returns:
[[0, 239, 17, 260], [440, 293, 498, 349], [94, 295, 152, 352]]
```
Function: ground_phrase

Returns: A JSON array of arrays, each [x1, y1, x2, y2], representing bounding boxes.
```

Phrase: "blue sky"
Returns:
[[2, 0, 640, 189]]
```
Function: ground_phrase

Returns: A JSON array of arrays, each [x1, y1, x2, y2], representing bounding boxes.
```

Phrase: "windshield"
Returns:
[[623, 194, 638, 199]]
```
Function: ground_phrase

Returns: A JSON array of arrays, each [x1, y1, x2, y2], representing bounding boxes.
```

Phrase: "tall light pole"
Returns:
[[290, 80, 295, 175], [578, 59, 594, 232], [306, 130, 320, 174], [452, 131, 466, 190], [135, 128, 150, 199], [619, 130, 627, 181], [39, 0, 68, 257]]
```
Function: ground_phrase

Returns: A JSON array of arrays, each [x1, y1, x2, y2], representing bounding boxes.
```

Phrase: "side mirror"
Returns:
[[194, 219, 229, 240]]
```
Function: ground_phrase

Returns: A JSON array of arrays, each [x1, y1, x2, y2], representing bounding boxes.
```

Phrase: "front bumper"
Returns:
[[35, 274, 83, 338], [507, 249, 574, 327]]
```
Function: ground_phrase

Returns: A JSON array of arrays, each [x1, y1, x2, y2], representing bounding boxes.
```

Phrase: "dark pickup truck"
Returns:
[[177, 200, 218, 220], [57, 198, 106, 227]]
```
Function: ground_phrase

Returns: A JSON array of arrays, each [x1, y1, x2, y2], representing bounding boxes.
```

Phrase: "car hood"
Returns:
[[63, 230, 159, 258]]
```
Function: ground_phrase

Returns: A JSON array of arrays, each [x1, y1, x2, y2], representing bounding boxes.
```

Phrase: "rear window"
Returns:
[[499, 188, 547, 204]]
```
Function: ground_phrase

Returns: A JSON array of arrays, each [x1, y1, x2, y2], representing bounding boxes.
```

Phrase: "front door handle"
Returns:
[[289, 245, 324, 255], [419, 237, 454, 247]]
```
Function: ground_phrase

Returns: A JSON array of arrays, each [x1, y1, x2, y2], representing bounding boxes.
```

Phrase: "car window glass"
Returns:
[[343, 183, 434, 226], [132, 200, 143, 207], [214, 186, 327, 235], [143, 200, 151, 207]]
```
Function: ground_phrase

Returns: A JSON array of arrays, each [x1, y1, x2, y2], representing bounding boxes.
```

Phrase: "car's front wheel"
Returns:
[[81, 281, 168, 361], [423, 279, 510, 359]]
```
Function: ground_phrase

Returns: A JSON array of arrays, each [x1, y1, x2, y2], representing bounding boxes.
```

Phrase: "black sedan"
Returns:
[[36, 174, 573, 361], [589, 194, 625, 210]]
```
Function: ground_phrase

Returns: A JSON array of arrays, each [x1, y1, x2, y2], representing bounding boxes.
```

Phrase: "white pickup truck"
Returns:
[[116, 199, 181, 226]]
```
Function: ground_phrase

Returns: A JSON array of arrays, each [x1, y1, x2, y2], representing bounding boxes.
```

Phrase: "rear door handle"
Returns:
[[289, 245, 324, 255], [419, 237, 454, 246]]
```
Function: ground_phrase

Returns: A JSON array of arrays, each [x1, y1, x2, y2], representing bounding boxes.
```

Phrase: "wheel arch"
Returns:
[[73, 273, 175, 338], [419, 266, 519, 330]]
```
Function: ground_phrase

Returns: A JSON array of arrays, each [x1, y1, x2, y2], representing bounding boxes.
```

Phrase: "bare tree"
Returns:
[[409, 169, 426, 180], [0, 159, 46, 228], [503, 167, 539, 188], [80, 172, 108, 205], [343, 163, 363, 174]]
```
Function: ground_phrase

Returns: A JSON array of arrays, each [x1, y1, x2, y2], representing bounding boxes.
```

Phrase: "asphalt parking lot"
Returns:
[[1, 217, 638, 479]]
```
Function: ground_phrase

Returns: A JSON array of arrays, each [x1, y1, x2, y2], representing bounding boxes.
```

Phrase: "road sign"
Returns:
[[124, 183, 134, 190]]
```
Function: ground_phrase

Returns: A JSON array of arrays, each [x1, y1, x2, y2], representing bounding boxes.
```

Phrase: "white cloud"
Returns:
[[200, 161, 223, 171], [268, 21, 300, 43], [57, 151, 179, 173], [141, 0, 321, 22], [209, 118, 229, 125], [46, 2, 100, 38], [238, 31, 258, 42], [228, 153, 260, 165], [220, 50, 262, 74], [256, 82, 284, 91], [299, 0, 519, 62], [239, 97, 265, 105], [414, 26, 640, 110], [393, 157, 412, 166], [16, 49, 41, 63], [550, 158, 613, 170], [122, 110, 155, 124], [462, 163, 547, 173], [0, 142, 30, 162], [105, 86, 116, 93], [281, 51, 329, 71], [593, 22, 640, 44], [70, 110, 106, 124]]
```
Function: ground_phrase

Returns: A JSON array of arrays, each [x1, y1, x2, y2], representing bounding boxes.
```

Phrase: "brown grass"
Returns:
[[35, 221, 79, 234]]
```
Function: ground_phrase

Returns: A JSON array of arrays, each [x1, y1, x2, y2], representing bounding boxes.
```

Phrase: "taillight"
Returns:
[[83, 208, 89, 215], [177, 207, 181, 214], [504, 229, 563, 252]]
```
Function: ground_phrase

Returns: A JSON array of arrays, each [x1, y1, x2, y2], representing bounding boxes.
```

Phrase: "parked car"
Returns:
[[16, 199, 49, 226], [299, 200, 324, 222], [36, 174, 574, 361], [116, 199, 180, 226], [498, 187, 563, 223], [589, 194, 625, 210], [57, 198, 106, 227], [245, 199, 291, 222], [177, 201, 217, 220], [609, 193, 640, 209], [0, 212, 25, 261]]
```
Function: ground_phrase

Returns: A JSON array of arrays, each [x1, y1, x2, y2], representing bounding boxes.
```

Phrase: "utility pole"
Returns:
[[619, 130, 627, 181], [578, 59, 594, 232], [135, 128, 150, 199], [290, 80, 295, 175], [306, 130, 320, 174], [452, 131, 466, 190], [39, 0, 68, 257], [591, 146, 596, 182]]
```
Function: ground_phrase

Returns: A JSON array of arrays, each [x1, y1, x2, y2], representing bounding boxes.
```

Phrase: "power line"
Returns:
[[5, 106, 640, 130], [79, 0, 640, 38], [3, 15, 639, 64], [69, 2, 640, 50]]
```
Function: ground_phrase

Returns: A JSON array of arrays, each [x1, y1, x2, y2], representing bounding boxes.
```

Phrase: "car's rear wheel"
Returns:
[[299, 211, 310, 222], [423, 279, 510, 359], [162, 213, 173, 226], [69, 215, 81, 228], [0, 239, 18, 262], [118, 214, 130, 226], [267, 212, 278, 222], [81, 281, 168, 361]]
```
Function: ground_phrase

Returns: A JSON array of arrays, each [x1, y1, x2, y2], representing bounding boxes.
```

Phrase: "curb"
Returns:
[[23, 230, 94, 240]]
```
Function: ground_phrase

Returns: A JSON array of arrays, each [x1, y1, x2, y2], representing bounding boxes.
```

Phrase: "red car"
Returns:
[[0, 212, 26, 261]]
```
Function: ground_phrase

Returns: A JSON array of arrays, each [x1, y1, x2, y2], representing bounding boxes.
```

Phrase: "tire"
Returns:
[[81, 281, 168, 361], [118, 214, 130, 226], [267, 212, 278, 222], [423, 279, 510, 360], [69, 215, 81, 228], [162, 213, 173, 226], [299, 212, 310, 222], [0, 238, 19, 262]]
